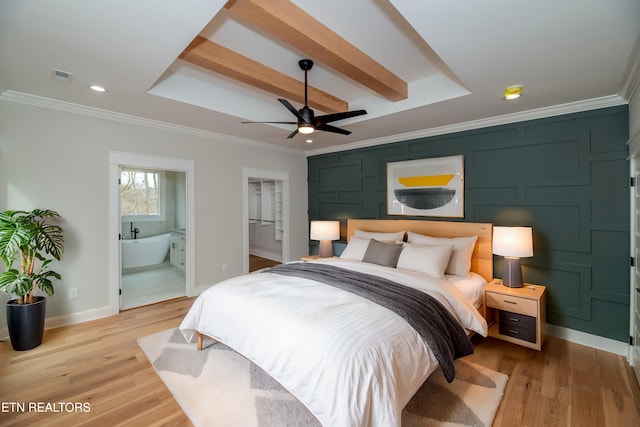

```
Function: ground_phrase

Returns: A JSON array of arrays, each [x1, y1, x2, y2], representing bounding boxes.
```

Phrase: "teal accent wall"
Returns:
[[308, 105, 630, 342]]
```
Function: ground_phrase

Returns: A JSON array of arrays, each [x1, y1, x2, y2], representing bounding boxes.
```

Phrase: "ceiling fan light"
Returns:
[[298, 125, 315, 134]]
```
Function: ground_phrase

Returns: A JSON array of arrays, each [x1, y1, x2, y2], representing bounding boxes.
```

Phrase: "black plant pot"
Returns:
[[6, 296, 47, 351]]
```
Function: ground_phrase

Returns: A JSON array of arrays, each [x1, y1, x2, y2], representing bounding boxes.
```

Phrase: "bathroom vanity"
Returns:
[[170, 229, 186, 272]]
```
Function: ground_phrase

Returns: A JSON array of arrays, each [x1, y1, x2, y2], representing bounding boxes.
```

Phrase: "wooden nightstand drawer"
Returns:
[[485, 292, 538, 316], [499, 322, 537, 343], [499, 310, 536, 331], [483, 279, 546, 351]]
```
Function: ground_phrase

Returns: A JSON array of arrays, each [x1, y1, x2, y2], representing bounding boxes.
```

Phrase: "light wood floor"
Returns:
[[1, 297, 639, 426], [249, 254, 281, 272]]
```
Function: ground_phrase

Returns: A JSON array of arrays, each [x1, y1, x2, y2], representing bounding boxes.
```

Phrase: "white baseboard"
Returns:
[[249, 248, 282, 262], [547, 324, 629, 357], [44, 306, 113, 329], [0, 305, 113, 341]]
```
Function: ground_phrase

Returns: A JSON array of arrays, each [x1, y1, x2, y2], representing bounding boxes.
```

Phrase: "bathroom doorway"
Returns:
[[109, 152, 195, 313]]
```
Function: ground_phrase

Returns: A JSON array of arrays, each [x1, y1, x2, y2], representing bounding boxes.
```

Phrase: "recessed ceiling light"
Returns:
[[306, 139, 313, 144], [504, 85, 523, 100], [89, 85, 106, 93]]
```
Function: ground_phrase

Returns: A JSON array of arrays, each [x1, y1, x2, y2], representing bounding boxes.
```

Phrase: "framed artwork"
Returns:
[[387, 155, 464, 217]]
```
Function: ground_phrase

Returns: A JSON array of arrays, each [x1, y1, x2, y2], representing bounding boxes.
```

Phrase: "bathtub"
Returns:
[[121, 233, 171, 269]]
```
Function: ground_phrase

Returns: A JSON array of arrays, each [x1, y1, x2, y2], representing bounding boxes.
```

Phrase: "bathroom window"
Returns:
[[120, 168, 166, 221]]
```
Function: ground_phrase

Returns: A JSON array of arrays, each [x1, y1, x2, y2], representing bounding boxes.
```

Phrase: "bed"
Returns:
[[179, 219, 492, 427]]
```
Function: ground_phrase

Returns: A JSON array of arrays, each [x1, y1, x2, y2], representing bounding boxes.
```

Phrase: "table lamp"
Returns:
[[310, 221, 340, 257], [492, 226, 533, 288]]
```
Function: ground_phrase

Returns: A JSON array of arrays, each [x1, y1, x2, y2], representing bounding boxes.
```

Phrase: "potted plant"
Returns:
[[0, 209, 64, 351]]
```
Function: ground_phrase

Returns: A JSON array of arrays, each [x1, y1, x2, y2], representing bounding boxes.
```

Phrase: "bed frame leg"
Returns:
[[197, 332, 203, 351]]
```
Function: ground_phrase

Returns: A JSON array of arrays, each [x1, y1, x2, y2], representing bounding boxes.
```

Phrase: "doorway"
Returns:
[[119, 168, 186, 309], [109, 152, 195, 314], [243, 168, 290, 273]]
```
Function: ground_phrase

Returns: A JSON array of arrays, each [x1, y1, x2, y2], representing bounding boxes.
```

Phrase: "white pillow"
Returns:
[[396, 243, 454, 278], [406, 231, 478, 277], [354, 229, 405, 243], [339, 236, 371, 261]]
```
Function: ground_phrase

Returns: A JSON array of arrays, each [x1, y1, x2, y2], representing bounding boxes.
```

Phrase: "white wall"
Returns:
[[0, 100, 308, 328], [630, 87, 640, 147], [626, 32, 640, 152]]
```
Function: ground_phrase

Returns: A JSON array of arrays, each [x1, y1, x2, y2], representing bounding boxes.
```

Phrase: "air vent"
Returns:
[[51, 68, 73, 83]]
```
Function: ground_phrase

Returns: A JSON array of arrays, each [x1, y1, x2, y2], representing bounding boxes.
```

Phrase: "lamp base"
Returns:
[[318, 240, 333, 258], [502, 257, 523, 288]]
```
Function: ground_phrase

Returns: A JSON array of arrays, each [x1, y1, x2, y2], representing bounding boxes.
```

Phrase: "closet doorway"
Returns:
[[243, 168, 290, 273], [109, 152, 195, 314]]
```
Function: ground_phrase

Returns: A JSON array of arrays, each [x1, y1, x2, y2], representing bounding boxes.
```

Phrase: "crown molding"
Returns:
[[1, 90, 628, 159], [0, 90, 306, 156], [306, 95, 628, 157]]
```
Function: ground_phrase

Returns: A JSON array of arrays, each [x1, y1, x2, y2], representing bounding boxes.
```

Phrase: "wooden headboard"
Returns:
[[347, 219, 493, 282]]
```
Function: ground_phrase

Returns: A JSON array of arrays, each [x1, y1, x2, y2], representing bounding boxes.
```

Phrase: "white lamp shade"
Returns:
[[492, 226, 533, 257], [310, 221, 340, 241]]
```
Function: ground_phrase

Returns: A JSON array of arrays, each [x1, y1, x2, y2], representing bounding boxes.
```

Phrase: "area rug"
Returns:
[[138, 328, 508, 427]]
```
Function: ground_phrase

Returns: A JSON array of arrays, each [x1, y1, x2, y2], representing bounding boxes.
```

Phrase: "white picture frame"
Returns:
[[387, 155, 464, 217]]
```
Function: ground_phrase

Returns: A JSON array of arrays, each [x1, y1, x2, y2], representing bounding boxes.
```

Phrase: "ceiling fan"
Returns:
[[242, 59, 367, 139]]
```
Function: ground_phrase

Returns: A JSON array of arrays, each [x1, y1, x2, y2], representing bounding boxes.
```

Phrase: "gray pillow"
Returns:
[[362, 239, 404, 267]]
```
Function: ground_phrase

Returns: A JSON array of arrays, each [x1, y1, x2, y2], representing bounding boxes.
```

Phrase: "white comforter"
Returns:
[[179, 258, 487, 427]]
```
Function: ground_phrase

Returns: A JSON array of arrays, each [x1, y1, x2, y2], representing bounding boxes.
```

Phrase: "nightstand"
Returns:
[[483, 279, 546, 350], [300, 255, 323, 261]]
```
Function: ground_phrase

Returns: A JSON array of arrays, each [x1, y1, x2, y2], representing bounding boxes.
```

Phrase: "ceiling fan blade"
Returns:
[[241, 60, 367, 139], [316, 109, 367, 125], [241, 121, 297, 124], [316, 124, 352, 135], [278, 99, 306, 122]]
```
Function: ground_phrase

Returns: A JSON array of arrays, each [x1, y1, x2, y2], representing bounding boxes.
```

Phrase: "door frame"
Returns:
[[108, 151, 195, 314], [629, 133, 640, 382], [242, 167, 290, 273]]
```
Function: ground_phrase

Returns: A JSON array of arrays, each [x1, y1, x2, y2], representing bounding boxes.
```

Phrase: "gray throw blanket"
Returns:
[[263, 262, 473, 382]]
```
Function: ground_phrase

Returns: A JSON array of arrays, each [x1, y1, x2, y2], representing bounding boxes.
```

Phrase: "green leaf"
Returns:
[[0, 269, 33, 297], [0, 209, 64, 299]]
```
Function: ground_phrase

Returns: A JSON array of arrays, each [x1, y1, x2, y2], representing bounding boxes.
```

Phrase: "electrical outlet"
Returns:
[[221, 263, 227, 272], [68, 288, 79, 299]]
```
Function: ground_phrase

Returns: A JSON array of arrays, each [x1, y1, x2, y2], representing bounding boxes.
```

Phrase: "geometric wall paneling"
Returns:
[[314, 161, 363, 192], [407, 127, 517, 157], [466, 186, 519, 201], [470, 132, 590, 186], [473, 200, 591, 252], [587, 300, 631, 342], [523, 107, 630, 153], [590, 159, 631, 228], [315, 200, 362, 220], [339, 144, 407, 189], [526, 260, 592, 321], [307, 105, 630, 341], [590, 230, 631, 300]]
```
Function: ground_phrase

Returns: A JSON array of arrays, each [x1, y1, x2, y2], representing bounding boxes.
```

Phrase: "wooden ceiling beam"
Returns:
[[179, 36, 348, 114], [224, 0, 408, 102]]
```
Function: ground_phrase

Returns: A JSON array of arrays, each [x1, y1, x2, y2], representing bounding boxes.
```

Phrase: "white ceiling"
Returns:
[[1, 0, 639, 154]]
